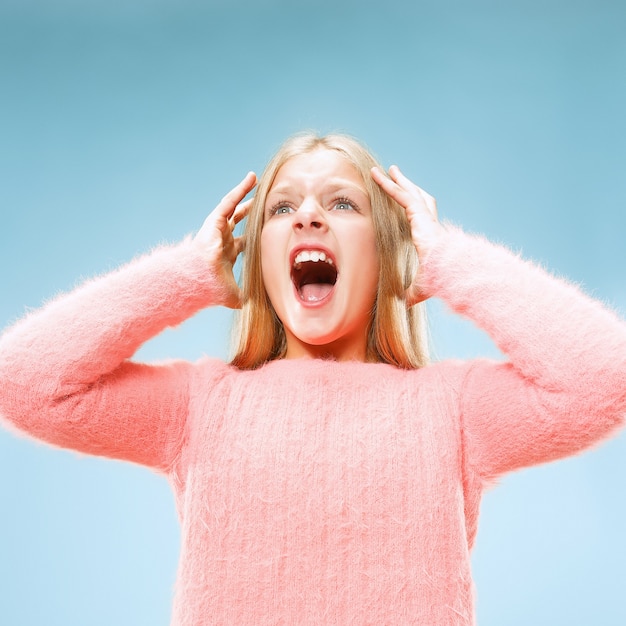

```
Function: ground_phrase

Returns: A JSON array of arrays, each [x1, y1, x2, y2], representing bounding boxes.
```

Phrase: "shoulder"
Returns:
[[404, 358, 474, 388], [190, 356, 236, 384]]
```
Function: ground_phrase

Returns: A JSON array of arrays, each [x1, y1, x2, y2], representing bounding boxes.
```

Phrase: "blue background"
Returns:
[[1, 1, 625, 624]]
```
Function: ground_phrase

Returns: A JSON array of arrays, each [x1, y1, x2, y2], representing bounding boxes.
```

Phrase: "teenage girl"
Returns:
[[1, 133, 625, 625]]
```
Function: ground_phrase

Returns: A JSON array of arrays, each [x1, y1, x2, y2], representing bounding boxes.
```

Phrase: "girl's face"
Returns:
[[261, 148, 379, 361]]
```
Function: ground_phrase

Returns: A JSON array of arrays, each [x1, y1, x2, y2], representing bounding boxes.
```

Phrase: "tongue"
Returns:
[[300, 283, 333, 302]]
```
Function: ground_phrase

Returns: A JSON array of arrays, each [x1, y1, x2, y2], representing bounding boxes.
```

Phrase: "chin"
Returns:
[[293, 330, 340, 347]]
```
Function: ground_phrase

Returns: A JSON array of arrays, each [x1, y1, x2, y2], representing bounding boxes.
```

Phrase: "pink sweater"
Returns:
[[1, 228, 625, 625]]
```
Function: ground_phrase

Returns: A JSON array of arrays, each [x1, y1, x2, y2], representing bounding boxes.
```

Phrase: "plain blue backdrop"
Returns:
[[1, 1, 625, 624]]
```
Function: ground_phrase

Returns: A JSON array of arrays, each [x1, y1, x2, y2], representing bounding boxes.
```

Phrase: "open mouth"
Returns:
[[291, 250, 338, 303]]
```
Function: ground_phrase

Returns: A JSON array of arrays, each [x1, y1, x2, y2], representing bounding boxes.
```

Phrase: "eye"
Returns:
[[269, 202, 294, 216], [332, 197, 358, 212]]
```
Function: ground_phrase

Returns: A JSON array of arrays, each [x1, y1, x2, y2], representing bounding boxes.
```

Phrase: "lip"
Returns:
[[289, 242, 338, 308]]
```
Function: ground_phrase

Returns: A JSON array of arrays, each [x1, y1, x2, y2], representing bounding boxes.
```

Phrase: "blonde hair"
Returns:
[[230, 132, 429, 370]]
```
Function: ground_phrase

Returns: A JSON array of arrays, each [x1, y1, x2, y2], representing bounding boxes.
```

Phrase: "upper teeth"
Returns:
[[293, 250, 334, 266]]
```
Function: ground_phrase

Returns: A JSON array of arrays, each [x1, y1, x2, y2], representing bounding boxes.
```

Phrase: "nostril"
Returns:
[[294, 220, 324, 230]]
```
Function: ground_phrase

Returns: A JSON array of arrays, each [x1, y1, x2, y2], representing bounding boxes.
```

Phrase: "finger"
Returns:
[[371, 166, 413, 208], [388, 164, 420, 191], [231, 197, 254, 226], [216, 172, 257, 219], [389, 165, 438, 218], [233, 234, 246, 257]]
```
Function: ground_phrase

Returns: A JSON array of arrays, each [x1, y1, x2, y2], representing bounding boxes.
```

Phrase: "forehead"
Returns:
[[269, 148, 366, 195]]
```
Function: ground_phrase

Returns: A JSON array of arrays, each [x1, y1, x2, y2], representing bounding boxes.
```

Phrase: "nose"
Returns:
[[293, 199, 328, 232]]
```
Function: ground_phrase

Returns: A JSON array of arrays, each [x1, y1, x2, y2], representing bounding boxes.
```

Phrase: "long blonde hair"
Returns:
[[230, 132, 429, 369]]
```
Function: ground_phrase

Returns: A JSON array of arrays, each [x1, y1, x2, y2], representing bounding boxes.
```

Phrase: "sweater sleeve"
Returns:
[[421, 227, 626, 481], [0, 238, 230, 472]]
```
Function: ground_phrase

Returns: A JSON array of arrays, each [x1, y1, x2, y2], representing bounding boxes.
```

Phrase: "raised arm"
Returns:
[[372, 166, 626, 480], [424, 228, 626, 479], [0, 173, 256, 472]]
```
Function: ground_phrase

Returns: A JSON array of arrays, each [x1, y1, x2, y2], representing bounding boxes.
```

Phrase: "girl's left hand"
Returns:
[[371, 165, 445, 305]]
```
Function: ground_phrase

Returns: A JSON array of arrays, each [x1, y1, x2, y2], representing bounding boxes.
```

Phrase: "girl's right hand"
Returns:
[[194, 171, 257, 309]]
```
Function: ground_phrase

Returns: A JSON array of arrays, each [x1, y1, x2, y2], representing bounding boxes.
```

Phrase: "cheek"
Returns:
[[365, 254, 380, 307], [355, 229, 379, 289], [260, 229, 282, 301]]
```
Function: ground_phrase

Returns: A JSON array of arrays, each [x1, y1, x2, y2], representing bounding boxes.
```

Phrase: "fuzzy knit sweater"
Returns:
[[1, 227, 625, 625]]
